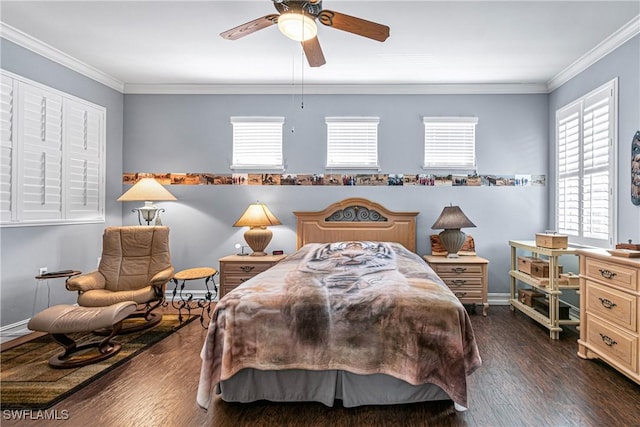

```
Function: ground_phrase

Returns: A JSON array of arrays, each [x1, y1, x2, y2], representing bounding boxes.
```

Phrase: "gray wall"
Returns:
[[3, 33, 637, 329], [549, 34, 640, 244], [123, 93, 549, 295], [0, 40, 124, 326]]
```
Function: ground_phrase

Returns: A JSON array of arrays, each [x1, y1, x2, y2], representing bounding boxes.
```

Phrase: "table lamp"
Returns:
[[233, 202, 281, 256], [431, 205, 476, 258], [117, 177, 177, 225]]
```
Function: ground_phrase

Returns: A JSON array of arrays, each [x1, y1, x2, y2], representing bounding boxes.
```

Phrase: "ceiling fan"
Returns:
[[220, 0, 390, 67]]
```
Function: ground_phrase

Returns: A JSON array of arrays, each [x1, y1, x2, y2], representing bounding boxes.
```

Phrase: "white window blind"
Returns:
[[423, 117, 477, 170], [231, 117, 284, 170], [556, 79, 616, 246], [325, 117, 379, 169]]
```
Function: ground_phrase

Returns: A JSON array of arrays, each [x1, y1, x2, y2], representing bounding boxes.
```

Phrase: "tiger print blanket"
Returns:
[[197, 241, 481, 409]]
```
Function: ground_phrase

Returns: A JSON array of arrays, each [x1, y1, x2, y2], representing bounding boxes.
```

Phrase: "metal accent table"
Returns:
[[170, 267, 218, 328]]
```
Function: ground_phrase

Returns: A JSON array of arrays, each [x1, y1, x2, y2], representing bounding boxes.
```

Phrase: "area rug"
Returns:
[[0, 314, 195, 410]]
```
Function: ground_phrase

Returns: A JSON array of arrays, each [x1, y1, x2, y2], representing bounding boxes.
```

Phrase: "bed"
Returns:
[[197, 198, 481, 411]]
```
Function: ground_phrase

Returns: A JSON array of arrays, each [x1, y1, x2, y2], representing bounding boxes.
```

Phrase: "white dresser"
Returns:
[[577, 249, 640, 384]]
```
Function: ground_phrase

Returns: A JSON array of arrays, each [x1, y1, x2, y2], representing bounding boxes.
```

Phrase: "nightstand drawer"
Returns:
[[586, 281, 637, 332], [221, 275, 254, 287], [223, 263, 273, 275], [450, 289, 483, 302], [441, 277, 483, 288], [431, 264, 484, 275]]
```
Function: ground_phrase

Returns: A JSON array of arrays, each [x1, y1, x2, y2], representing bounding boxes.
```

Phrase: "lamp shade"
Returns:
[[278, 12, 318, 41], [234, 203, 282, 228], [234, 203, 281, 256], [431, 206, 476, 230], [117, 178, 177, 202]]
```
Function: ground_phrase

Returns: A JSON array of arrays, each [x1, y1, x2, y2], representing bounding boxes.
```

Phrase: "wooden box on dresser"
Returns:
[[218, 254, 287, 298], [577, 249, 640, 385]]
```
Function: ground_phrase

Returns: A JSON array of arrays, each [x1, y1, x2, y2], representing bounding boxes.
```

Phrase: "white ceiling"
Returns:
[[1, 1, 638, 93]]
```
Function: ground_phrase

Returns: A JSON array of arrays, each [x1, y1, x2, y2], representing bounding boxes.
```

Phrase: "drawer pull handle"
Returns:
[[599, 333, 617, 347], [240, 278, 248, 283], [598, 298, 617, 309], [598, 269, 617, 279], [454, 292, 467, 297], [240, 266, 255, 273], [451, 280, 466, 286], [452, 267, 467, 273]]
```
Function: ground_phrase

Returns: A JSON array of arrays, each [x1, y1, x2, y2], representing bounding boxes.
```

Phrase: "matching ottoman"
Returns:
[[27, 301, 137, 369]]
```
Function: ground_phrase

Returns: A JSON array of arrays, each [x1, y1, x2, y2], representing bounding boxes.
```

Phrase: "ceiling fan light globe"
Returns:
[[278, 13, 317, 41]]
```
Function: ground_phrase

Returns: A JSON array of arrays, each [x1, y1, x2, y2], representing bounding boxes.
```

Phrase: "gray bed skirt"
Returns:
[[218, 368, 465, 410]]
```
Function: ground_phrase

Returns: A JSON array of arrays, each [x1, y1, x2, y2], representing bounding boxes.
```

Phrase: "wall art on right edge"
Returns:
[[632, 130, 640, 206]]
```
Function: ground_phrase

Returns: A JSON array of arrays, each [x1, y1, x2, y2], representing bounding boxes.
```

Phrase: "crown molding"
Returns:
[[123, 82, 549, 95], [547, 14, 640, 92], [0, 22, 125, 93]]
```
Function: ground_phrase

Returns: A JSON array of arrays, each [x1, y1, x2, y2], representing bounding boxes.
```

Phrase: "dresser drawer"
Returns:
[[586, 316, 638, 373], [586, 281, 637, 332], [432, 264, 484, 275], [222, 262, 273, 275], [441, 277, 483, 289], [585, 258, 638, 291]]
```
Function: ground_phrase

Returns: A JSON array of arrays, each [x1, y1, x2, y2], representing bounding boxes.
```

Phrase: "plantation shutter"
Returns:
[[325, 117, 379, 169], [17, 82, 63, 221], [423, 117, 477, 170], [0, 74, 15, 222], [556, 79, 615, 246], [581, 86, 612, 240], [557, 107, 581, 236], [231, 117, 284, 170], [64, 98, 104, 220]]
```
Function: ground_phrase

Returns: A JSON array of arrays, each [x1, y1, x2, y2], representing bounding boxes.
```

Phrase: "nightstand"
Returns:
[[218, 254, 287, 298], [423, 255, 489, 316]]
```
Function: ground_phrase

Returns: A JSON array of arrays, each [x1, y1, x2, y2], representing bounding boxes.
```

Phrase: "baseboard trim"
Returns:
[[488, 293, 510, 306], [0, 319, 31, 344]]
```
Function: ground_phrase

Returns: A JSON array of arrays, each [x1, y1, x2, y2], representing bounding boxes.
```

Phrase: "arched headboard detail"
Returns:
[[294, 198, 419, 252]]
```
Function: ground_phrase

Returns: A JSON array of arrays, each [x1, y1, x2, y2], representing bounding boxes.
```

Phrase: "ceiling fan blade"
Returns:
[[220, 14, 279, 40], [301, 36, 326, 67], [318, 10, 390, 42]]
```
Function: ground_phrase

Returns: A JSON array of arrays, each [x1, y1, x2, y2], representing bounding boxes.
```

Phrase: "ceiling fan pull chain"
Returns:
[[301, 46, 305, 109]]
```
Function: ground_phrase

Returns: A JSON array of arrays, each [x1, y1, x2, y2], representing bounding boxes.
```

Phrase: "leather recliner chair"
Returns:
[[66, 226, 175, 333]]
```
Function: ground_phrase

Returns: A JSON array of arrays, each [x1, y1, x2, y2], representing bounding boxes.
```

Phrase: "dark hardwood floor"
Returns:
[[3, 305, 639, 427]]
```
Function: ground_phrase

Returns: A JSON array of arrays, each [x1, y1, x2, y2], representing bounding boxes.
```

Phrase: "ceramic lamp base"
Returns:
[[439, 229, 467, 258], [244, 226, 272, 256]]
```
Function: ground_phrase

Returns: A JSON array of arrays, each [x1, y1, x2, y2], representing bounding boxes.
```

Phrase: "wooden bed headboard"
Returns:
[[294, 198, 419, 252]]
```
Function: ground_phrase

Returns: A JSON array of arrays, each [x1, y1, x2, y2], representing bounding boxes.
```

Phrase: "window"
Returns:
[[1, 70, 105, 227], [556, 79, 617, 247], [325, 117, 379, 169], [423, 117, 477, 170], [230, 117, 284, 170]]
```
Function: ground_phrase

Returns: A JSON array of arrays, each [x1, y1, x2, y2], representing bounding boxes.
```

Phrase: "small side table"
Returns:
[[170, 267, 218, 328], [424, 255, 489, 316], [33, 270, 82, 316]]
